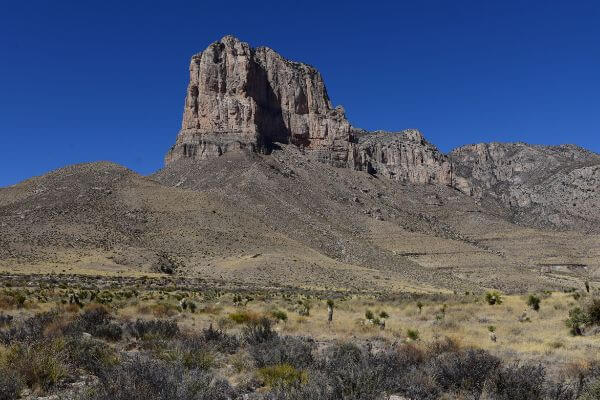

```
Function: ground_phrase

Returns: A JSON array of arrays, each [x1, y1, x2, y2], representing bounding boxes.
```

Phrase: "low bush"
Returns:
[[243, 317, 276, 345], [4, 340, 67, 391], [426, 349, 501, 397], [199, 324, 239, 354], [407, 328, 420, 341], [0, 366, 23, 400], [127, 319, 179, 340], [83, 357, 235, 400], [485, 291, 503, 305], [565, 307, 589, 336], [484, 363, 546, 399], [587, 297, 600, 325], [66, 305, 122, 341], [63, 336, 118, 377], [0, 313, 13, 327], [0, 311, 59, 344], [250, 335, 314, 369], [259, 363, 307, 388], [271, 309, 288, 323], [527, 294, 541, 311], [229, 310, 260, 324]]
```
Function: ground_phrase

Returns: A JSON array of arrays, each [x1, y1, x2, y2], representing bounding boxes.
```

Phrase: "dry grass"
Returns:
[[167, 291, 600, 369]]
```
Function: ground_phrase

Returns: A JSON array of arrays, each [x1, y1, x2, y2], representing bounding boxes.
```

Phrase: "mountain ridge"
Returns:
[[0, 35, 598, 293]]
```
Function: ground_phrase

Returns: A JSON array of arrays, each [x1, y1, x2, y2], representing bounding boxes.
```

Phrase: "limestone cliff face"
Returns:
[[165, 36, 452, 183], [352, 129, 452, 185], [166, 36, 352, 166]]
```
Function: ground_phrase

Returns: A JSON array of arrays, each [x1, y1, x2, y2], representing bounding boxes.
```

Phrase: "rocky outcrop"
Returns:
[[166, 35, 353, 167], [450, 142, 600, 230], [353, 129, 452, 185], [165, 36, 452, 183]]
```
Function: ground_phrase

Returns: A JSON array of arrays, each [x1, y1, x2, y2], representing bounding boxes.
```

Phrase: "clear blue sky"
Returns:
[[1, 0, 599, 186]]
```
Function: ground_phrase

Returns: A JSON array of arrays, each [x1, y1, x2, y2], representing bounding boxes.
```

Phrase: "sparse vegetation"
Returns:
[[485, 290, 503, 305], [0, 281, 598, 399], [528, 294, 541, 311], [407, 328, 420, 341]]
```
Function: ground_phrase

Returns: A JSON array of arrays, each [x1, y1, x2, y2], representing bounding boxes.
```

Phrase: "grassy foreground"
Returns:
[[1, 279, 600, 399]]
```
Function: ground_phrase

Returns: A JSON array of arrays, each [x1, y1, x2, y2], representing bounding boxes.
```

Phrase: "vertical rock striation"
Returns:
[[166, 35, 353, 167], [165, 35, 452, 184]]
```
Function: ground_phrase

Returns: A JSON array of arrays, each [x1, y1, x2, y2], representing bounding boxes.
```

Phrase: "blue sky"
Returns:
[[1, 0, 599, 186]]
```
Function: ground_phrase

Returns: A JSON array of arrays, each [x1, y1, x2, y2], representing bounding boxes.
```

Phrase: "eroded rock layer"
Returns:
[[166, 35, 353, 167], [165, 36, 452, 181]]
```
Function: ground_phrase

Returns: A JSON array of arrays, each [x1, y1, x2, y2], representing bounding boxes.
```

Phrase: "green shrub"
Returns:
[[587, 297, 600, 325], [243, 317, 276, 345], [127, 319, 179, 340], [258, 363, 307, 388], [271, 310, 288, 323], [228, 310, 258, 324], [527, 294, 541, 311], [6, 340, 67, 390], [565, 307, 589, 336], [417, 301, 424, 313], [365, 309, 374, 320], [407, 328, 420, 341], [485, 291, 503, 305]]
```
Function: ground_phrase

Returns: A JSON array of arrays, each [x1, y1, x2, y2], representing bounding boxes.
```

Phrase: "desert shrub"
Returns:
[[199, 324, 239, 354], [527, 294, 541, 311], [297, 299, 311, 316], [250, 335, 314, 369], [266, 370, 332, 400], [425, 336, 461, 358], [485, 291, 503, 305], [127, 319, 179, 340], [565, 307, 589, 336], [156, 338, 215, 371], [5, 340, 67, 390], [407, 328, 420, 341], [155, 251, 184, 275], [484, 363, 546, 399], [0, 291, 27, 310], [229, 310, 259, 324], [63, 336, 118, 377], [84, 356, 235, 400], [259, 363, 307, 388], [243, 317, 276, 345], [365, 309, 374, 320], [0, 313, 13, 327], [314, 342, 413, 399], [140, 302, 180, 318], [581, 379, 600, 400], [426, 349, 501, 398], [586, 297, 600, 325], [66, 306, 122, 341], [271, 309, 288, 323], [0, 311, 58, 344], [402, 368, 441, 400], [0, 366, 23, 400], [417, 301, 424, 313]]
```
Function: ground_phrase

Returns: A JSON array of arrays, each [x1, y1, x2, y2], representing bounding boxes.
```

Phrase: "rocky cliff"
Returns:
[[166, 35, 353, 167], [353, 129, 452, 185], [165, 36, 451, 183], [450, 142, 600, 230]]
